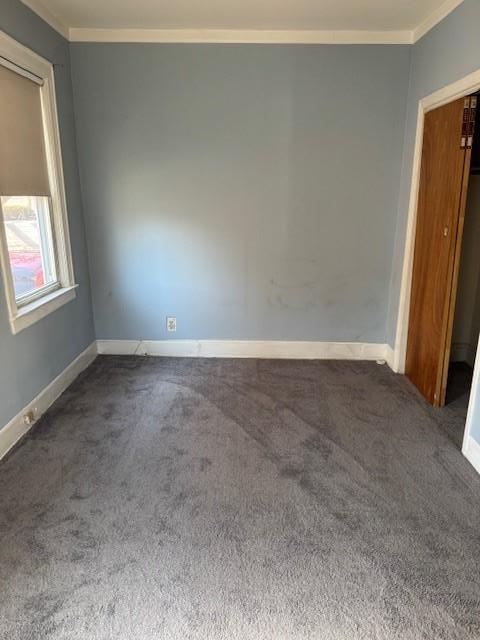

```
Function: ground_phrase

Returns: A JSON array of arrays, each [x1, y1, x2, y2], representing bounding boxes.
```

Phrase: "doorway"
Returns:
[[448, 123, 480, 408], [395, 69, 480, 473], [405, 95, 477, 407]]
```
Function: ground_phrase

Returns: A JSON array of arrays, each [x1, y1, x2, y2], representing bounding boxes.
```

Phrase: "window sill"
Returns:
[[10, 284, 78, 335]]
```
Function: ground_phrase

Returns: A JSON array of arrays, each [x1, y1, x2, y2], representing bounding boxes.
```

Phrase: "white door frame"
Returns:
[[463, 336, 480, 471], [392, 67, 480, 473]]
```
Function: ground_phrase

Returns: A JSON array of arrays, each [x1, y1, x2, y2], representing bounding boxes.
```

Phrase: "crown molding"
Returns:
[[21, 0, 465, 45], [20, 0, 69, 39], [413, 0, 464, 42], [68, 28, 413, 44]]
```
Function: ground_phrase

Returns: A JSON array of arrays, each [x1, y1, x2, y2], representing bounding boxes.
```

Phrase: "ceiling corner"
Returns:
[[20, 0, 69, 39], [413, 0, 464, 43]]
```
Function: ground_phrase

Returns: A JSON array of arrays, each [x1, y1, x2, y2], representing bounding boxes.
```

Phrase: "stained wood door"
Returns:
[[406, 97, 475, 407]]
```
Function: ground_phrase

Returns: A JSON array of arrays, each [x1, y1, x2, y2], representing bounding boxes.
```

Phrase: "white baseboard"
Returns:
[[463, 435, 480, 476], [0, 339, 394, 461], [384, 344, 395, 370], [97, 339, 392, 363], [0, 342, 97, 461]]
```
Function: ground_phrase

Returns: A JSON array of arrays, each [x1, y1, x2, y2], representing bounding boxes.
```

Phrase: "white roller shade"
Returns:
[[0, 63, 50, 196]]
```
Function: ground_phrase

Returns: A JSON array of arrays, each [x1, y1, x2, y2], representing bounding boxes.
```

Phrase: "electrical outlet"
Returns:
[[24, 410, 35, 426], [166, 316, 176, 332]]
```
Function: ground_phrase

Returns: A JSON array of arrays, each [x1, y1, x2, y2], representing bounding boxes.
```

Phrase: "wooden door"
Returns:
[[406, 96, 475, 406]]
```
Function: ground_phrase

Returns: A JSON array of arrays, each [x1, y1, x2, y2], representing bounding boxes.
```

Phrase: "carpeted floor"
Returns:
[[1, 356, 480, 640]]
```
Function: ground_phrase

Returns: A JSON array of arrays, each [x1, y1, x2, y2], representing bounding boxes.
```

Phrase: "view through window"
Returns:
[[1, 196, 57, 301]]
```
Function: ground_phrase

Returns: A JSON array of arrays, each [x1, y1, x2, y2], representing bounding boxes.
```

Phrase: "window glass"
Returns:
[[1, 196, 57, 301]]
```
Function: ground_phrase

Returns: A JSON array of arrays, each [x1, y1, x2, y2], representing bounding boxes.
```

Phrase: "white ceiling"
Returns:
[[20, 0, 464, 42]]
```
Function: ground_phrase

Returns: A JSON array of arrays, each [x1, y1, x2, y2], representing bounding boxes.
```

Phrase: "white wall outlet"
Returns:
[[166, 316, 176, 332], [23, 410, 35, 426]]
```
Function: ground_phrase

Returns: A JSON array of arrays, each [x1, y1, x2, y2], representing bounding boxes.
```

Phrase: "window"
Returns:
[[0, 32, 76, 334]]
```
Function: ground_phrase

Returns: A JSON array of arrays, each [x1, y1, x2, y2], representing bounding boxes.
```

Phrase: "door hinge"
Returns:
[[467, 95, 477, 149], [461, 97, 470, 148], [461, 96, 477, 149]]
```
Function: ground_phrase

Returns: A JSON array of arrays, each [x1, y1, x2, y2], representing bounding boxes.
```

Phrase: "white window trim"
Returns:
[[0, 30, 76, 335]]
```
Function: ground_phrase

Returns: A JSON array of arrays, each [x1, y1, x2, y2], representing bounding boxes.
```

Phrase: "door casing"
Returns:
[[393, 67, 480, 472], [405, 97, 473, 406]]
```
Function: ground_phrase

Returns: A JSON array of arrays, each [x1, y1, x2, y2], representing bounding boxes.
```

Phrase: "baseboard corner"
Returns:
[[384, 344, 396, 371]]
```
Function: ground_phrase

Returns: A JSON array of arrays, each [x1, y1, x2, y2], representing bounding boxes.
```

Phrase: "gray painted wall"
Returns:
[[385, 0, 480, 440], [0, 0, 94, 428], [70, 43, 410, 343]]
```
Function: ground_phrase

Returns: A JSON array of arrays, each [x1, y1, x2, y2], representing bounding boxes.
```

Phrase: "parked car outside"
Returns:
[[5, 219, 44, 297]]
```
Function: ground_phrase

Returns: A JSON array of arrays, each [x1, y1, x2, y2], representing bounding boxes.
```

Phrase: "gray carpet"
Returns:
[[1, 356, 480, 640]]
